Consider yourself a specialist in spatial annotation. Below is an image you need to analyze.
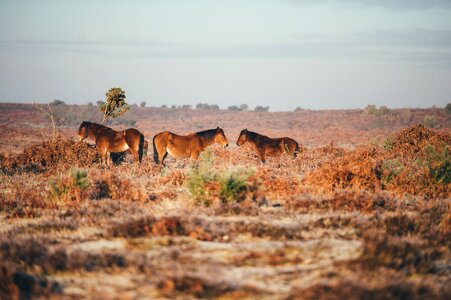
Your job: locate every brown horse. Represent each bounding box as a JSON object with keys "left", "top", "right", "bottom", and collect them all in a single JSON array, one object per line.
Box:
[
  {"left": 153, "top": 127, "right": 228, "bottom": 164},
  {"left": 236, "top": 129, "right": 300, "bottom": 163},
  {"left": 110, "top": 139, "right": 148, "bottom": 164},
  {"left": 78, "top": 121, "right": 145, "bottom": 165}
]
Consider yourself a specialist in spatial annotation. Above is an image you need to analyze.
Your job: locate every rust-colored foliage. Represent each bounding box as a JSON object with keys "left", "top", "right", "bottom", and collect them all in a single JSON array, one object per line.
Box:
[
  {"left": 90, "top": 172, "right": 146, "bottom": 202},
  {"left": 158, "top": 170, "right": 186, "bottom": 186},
  {"left": 0, "top": 185, "right": 55, "bottom": 218},
  {"left": 304, "top": 125, "right": 450, "bottom": 197},
  {"left": 1, "top": 138, "right": 98, "bottom": 174},
  {"left": 0, "top": 104, "right": 450, "bottom": 299},
  {"left": 109, "top": 216, "right": 186, "bottom": 238},
  {"left": 304, "top": 145, "right": 382, "bottom": 192},
  {"left": 293, "top": 280, "right": 445, "bottom": 300},
  {"left": 387, "top": 124, "right": 451, "bottom": 160},
  {"left": 157, "top": 275, "right": 241, "bottom": 298}
]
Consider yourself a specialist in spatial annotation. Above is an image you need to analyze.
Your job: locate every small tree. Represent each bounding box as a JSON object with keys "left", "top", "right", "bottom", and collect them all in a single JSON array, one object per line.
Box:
[
  {"left": 51, "top": 99, "right": 65, "bottom": 105},
  {"left": 34, "top": 101, "right": 67, "bottom": 140},
  {"left": 96, "top": 100, "right": 105, "bottom": 106},
  {"left": 100, "top": 87, "right": 130, "bottom": 124},
  {"left": 239, "top": 104, "right": 248, "bottom": 111},
  {"left": 400, "top": 109, "right": 412, "bottom": 125},
  {"left": 378, "top": 105, "right": 390, "bottom": 115},
  {"left": 254, "top": 105, "right": 269, "bottom": 112},
  {"left": 196, "top": 103, "right": 207, "bottom": 109},
  {"left": 364, "top": 104, "right": 378, "bottom": 115},
  {"left": 423, "top": 115, "right": 439, "bottom": 128},
  {"left": 228, "top": 105, "right": 240, "bottom": 111},
  {"left": 445, "top": 103, "right": 451, "bottom": 115},
  {"left": 140, "top": 101, "right": 146, "bottom": 108}
]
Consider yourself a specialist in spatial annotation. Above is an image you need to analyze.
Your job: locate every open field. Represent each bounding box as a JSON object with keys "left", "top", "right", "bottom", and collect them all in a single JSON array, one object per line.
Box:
[{"left": 0, "top": 103, "right": 450, "bottom": 299}]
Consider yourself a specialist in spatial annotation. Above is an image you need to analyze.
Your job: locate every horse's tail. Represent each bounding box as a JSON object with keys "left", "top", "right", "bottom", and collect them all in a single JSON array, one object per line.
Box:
[
  {"left": 293, "top": 141, "right": 300, "bottom": 158},
  {"left": 153, "top": 134, "right": 159, "bottom": 164},
  {"left": 138, "top": 133, "right": 144, "bottom": 162}
]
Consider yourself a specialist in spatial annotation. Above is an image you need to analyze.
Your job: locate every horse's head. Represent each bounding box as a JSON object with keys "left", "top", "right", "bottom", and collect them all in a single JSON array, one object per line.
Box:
[
  {"left": 236, "top": 129, "right": 248, "bottom": 146},
  {"left": 77, "top": 121, "right": 89, "bottom": 141},
  {"left": 214, "top": 127, "right": 229, "bottom": 148}
]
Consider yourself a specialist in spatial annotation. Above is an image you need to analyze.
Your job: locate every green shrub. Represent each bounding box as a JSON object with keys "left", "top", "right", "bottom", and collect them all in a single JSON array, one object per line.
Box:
[
  {"left": 400, "top": 109, "right": 412, "bottom": 125},
  {"left": 187, "top": 150, "right": 218, "bottom": 205},
  {"left": 364, "top": 105, "right": 391, "bottom": 116},
  {"left": 49, "top": 168, "right": 89, "bottom": 202},
  {"left": 446, "top": 103, "right": 451, "bottom": 115},
  {"left": 381, "top": 159, "right": 404, "bottom": 186},
  {"left": 423, "top": 115, "right": 438, "bottom": 128},
  {"left": 383, "top": 137, "right": 395, "bottom": 151},
  {"left": 187, "top": 150, "right": 254, "bottom": 206},
  {"left": 364, "top": 105, "right": 377, "bottom": 115},
  {"left": 71, "top": 168, "right": 90, "bottom": 189},
  {"left": 219, "top": 169, "right": 254, "bottom": 203},
  {"left": 424, "top": 144, "right": 450, "bottom": 184},
  {"left": 378, "top": 106, "right": 390, "bottom": 115}
]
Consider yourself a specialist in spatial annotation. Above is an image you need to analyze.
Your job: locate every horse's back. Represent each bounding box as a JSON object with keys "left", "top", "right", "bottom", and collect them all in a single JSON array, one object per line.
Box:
[
  {"left": 123, "top": 128, "right": 142, "bottom": 146},
  {"left": 154, "top": 131, "right": 203, "bottom": 159},
  {"left": 153, "top": 131, "right": 171, "bottom": 149},
  {"left": 169, "top": 132, "right": 202, "bottom": 149},
  {"left": 125, "top": 127, "right": 142, "bottom": 135},
  {"left": 263, "top": 136, "right": 299, "bottom": 156}
]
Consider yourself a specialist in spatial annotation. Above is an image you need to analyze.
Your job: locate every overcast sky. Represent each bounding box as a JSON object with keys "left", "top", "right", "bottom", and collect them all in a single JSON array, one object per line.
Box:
[{"left": 1, "top": 0, "right": 450, "bottom": 110}]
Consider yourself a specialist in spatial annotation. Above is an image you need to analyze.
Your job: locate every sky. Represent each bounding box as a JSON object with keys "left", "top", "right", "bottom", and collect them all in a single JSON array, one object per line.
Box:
[{"left": 0, "top": 0, "right": 450, "bottom": 111}]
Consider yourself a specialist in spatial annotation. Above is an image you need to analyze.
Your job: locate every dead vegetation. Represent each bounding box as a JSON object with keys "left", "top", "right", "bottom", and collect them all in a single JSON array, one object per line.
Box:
[
  {"left": 0, "top": 104, "right": 450, "bottom": 299},
  {"left": 304, "top": 125, "right": 450, "bottom": 198},
  {"left": 0, "top": 138, "right": 98, "bottom": 174}
]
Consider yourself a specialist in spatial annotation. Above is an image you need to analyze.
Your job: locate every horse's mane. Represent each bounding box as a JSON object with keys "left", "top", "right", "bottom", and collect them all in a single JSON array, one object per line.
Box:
[
  {"left": 79, "top": 121, "right": 112, "bottom": 133},
  {"left": 245, "top": 130, "right": 268, "bottom": 141},
  {"left": 196, "top": 128, "right": 219, "bottom": 140}
]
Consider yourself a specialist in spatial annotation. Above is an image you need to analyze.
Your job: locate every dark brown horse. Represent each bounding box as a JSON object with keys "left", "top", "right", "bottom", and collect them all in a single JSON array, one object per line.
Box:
[
  {"left": 236, "top": 129, "right": 300, "bottom": 163},
  {"left": 78, "top": 121, "right": 145, "bottom": 165},
  {"left": 153, "top": 127, "right": 228, "bottom": 164}
]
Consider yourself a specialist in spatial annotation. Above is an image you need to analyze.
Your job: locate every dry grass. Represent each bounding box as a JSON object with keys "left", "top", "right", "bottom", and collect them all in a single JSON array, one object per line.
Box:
[{"left": 0, "top": 104, "right": 450, "bottom": 299}]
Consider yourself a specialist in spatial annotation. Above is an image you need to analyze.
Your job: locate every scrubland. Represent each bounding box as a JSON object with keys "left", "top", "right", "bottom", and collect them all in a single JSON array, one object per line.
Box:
[{"left": 0, "top": 103, "right": 450, "bottom": 299}]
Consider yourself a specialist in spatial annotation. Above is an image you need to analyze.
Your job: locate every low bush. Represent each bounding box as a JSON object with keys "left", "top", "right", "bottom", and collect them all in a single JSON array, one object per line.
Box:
[
  {"left": 400, "top": 109, "right": 412, "bottom": 125},
  {"left": 48, "top": 168, "right": 90, "bottom": 203},
  {"left": 423, "top": 144, "right": 450, "bottom": 184},
  {"left": 423, "top": 115, "right": 439, "bottom": 128},
  {"left": 90, "top": 172, "right": 146, "bottom": 201},
  {"left": 381, "top": 158, "right": 404, "bottom": 187},
  {"left": 446, "top": 103, "right": 451, "bottom": 115},
  {"left": 364, "top": 105, "right": 391, "bottom": 116},
  {"left": 187, "top": 150, "right": 256, "bottom": 206}
]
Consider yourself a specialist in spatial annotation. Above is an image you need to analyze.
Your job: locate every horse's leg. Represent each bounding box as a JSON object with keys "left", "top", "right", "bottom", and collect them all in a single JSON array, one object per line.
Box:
[
  {"left": 259, "top": 149, "right": 266, "bottom": 163},
  {"left": 161, "top": 151, "right": 168, "bottom": 164},
  {"left": 156, "top": 140, "right": 168, "bottom": 165},
  {"left": 98, "top": 146, "right": 107, "bottom": 166},
  {"left": 131, "top": 149, "right": 139, "bottom": 164},
  {"left": 106, "top": 151, "right": 111, "bottom": 166},
  {"left": 191, "top": 151, "right": 200, "bottom": 161},
  {"left": 131, "top": 140, "right": 142, "bottom": 164}
]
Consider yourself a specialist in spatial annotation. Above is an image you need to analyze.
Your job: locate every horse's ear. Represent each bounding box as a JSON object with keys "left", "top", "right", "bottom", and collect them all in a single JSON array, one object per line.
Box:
[
  {"left": 245, "top": 128, "right": 247, "bottom": 132},
  {"left": 216, "top": 126, "right": 219, "bottom": 130}
]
